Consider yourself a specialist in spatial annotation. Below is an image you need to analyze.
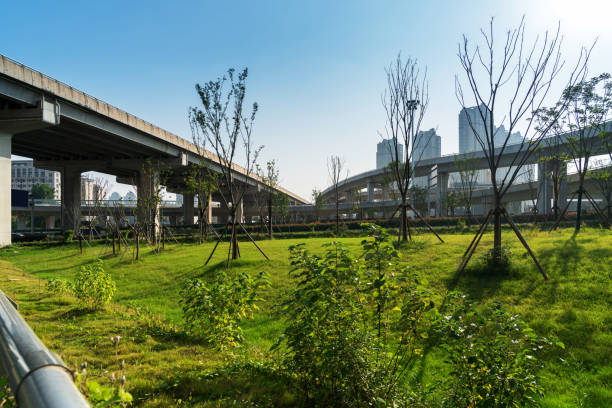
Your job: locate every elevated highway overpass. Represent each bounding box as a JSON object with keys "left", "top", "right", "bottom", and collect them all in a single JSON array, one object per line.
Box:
[
  {"left": 290, "top": 165, "right": 611, "bottom": 221},
  {"left": 0, "top": 54, "right": 307, "bottom": 245},
  {"left": 316, "top": 125, "right": 611, "bottom": 219}
]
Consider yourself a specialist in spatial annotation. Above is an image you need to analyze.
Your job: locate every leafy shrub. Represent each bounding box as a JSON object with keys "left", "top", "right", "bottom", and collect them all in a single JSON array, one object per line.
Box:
[
  {"left": 481, "top": 245, "right": 513, "bottom": 269},
  {"left": 73, "top": 259, "right": 116, "bottom": 308},
  {"left": 0, "top": 378, "right": 14, "bottom": 407},
  {"left": 63, "top": 229, "right": 74, "bottom": 242},
  {"left": 46, "top": 278, "right": 73, "bottom": 297},
  {"left": 278, "top": 224, "right": 434, "bottom": 407},
  {"left": 76, "top": 361, "right": 133, "bottom": 407},
  {"left": 456, "top": 218, "right": 467, "bottom": 231},
  {"left": 180, "top": 271, "right": 270, "bottom": 348},
  {"left": 439, "top": 292, "right": 563, "bottom": 407}
]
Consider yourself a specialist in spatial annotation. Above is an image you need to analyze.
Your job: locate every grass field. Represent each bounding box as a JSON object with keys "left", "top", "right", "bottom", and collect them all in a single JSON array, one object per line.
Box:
[{"left": 0, "top": 227, "right": 610, "bottom": 407}]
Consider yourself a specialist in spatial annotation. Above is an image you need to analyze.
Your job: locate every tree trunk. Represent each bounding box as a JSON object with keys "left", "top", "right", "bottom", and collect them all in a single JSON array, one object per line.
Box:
[
  {"left": 231, "top": 213, "right": 239, "bottom": 260},
  {"left": 335, "top": 202, "right": 339, "bottom": 235},
  {"left": 268, "top": 194, "right": 273, "bottom": 239},
  {"left": 400, "top": 196, "right": 408, "bottom": 241},
  {"left": 575, "top": 183, "right": 584, "bottom": 234},
  {"left": 493, "top": 195, "right": 502, "bottom": 255},
  {"left": 135, "top": 230, "right": 140, "bottom": 260},
  {"left": 117, "top": 227, "right": 121, "bottom": 253},
  {"left": 112, "top": 232, "right": 116, "bottom": 255}
]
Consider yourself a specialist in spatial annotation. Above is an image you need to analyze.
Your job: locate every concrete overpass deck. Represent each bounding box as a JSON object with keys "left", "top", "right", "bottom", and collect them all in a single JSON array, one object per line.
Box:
[{"left": 0, "top": 54, "right": 307, "bottom": 244}]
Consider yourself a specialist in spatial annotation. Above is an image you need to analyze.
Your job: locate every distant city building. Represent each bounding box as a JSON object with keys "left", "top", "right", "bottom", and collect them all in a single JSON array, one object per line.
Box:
[
  {"left": 494, "top": 124, "right": 522, "bottom": 146},
  {"left": 376, "top": 139, "right": 404, "bottom": 169},
  {"left": 458, "top": 104, "right": 491, "bottom": 154},
  {"left": 80, "top": 175, "right": 96, "bottom": 201},
  {"left": 413, "top": 128, "right": 441, "bottom": 161},
  {"left": 459, "top": 105, "right": 523, "bottom": 154},
  {"left": 124, "top": 191, "right": 136, "bottom": 201},
  {"left": 11, "top": 160, "right": 61, "bottom": 199}
]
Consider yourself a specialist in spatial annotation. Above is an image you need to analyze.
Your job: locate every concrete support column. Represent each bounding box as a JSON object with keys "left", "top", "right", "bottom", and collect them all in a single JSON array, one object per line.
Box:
[
  {"left": 436, "top": 172, "right": 449, "bottom": 217},
  {"left": 0, "top": 133, "right": 10, "bottom": 246},
  {"left": 62, "top": 168, "right": 82, "bottom": 231},
  {"left": 558, "top": 163, "right": 568, "bottom": 213},
  {"left": 235, "top": 200, "right": 244, "bottom": 224},
  {"left": 367, "top": 182, "right": 374, "bottom": 202},
  {"left": 183, "top": 193, "right": 195, "bottom": 225},
  {"left": 537, "top": 162, "right": 552, "bottom": 215},
  {"left": 207, "top": 193, "right": 213, "bottom": 225},
  {"left": 136, "top": 168, "right": 160, "bottom": 238},
  {"left": 45, "top": 215, "right": 56, "bottom": 230}
]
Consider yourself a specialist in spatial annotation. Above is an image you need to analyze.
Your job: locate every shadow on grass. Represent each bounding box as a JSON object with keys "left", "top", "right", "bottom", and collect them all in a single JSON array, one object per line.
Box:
[
  {"left": 538, "top": 237, "right": 582, "bottom": 278},
  {"left": 59, "top": 307, "right": 99, "bottom": 319},
  {"left": 129, "top": 361, "right": 296, "bottom": 407}
]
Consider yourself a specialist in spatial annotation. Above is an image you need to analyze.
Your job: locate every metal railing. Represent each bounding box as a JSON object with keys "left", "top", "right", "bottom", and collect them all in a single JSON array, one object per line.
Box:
[{"left": 0, "top": 290, "right": 90, "bottom": 407}]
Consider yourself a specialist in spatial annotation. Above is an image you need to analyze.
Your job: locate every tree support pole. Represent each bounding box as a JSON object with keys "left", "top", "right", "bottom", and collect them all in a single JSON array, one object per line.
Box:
[
  {"left": 407, "top": 204, "right": 444, "bottom": 243},
  {"left": 583, "top": 189, "right": 610, "bottom": 227},
  {"left": 462, "top": 210, "right": 493, "bottom": 259},
  {"left": 388, "top": 204, "right": 402, "bottom": 220},
  {"left": 457, "top": 210, "right": 492, "bottom": 275},
  {"left": 550, "top": 190, "right": 578, "bottom": 231},
  {"left": 205, "top": 223, "right": 228, "bottom": 265},
  {"left": 239, "top": 223, "right": 270, "bottom": 260},
  {"left": 501, "top": 208, "right": 548, "bottom": 280}
]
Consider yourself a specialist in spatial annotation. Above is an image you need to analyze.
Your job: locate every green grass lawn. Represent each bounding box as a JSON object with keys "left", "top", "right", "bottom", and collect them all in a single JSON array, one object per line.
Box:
[{"left": 0, "top": 227, "right": 610, "bottom": 407}]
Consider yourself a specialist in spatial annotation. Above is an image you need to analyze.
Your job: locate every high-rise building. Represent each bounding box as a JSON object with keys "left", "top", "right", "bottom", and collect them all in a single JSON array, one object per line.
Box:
[
  {"left": 80, "top": 175, "right": 96, "bottom": 201},
  {"left": 413, "top": 128, "right": 441, "bottom": 161},
  {"left": 494, "top": 124, "right": 522, "bottom": 146},
  {"left": 458, "top": 104, "right": 491, "bottom": 154},
  {"left": 11, "top": 160, "right": 61, "bottom": 199},
  {"left": 376, "top": 139, "right": 403, "bottom": 169},
  {"left": 460, "top": 105, "right": 524, "bottom": 154}
]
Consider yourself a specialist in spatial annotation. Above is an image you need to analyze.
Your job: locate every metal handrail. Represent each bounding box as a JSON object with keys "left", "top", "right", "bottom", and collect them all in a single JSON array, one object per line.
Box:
[{"left": 0, "top": 290, "right": 90, "bottom": 407}]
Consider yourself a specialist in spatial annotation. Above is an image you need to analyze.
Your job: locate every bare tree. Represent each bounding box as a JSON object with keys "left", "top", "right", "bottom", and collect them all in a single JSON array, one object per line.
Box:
[
  {"left": 86, "top": 176, "right": 109, "bottom": 241},
  {"left": 256, "top": 160, "right": 280, "bottom": 239},
  {"left": 588, "top": 166, "right": 612, "bottom": 221},
  {"left": 455, "top": 17, "right": 588, "bottom": 276},
  {"left": 327, "top": 155, "right": 346, "bottom": 235},
  {"left": 311, "top": 188, "right": 324, "bottom": 222},
  {"left": 444, "top": 189, "right": 460, "bottom": 217},
  {"left": 541, "top": 73, "right": 611, "bottom": 233},
  {"left": 136, "top": 159, "right": 171, "bottom": 251},
  {"left": 454, "top": 154, "right": 479, "bottom": 222},
  {"left": 523, "top": 165, "right": 540, "bottom": 220},
  {"left": 184, "top": 163, "right": 217, "bottom": 244},
  {"left": 380, "top": 54, "right": 444, "bottom": 244},
  {"left": 535, "top": 127, "right": 571, "bottom": 220},
  {"left": 190, "top": 67, "right": 265, "bottom": 264}
]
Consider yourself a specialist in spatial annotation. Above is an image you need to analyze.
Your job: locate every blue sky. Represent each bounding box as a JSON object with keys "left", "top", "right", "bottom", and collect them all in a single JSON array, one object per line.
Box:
[{"left": 4, "top": 0, "right": 612, "bottom": 199}]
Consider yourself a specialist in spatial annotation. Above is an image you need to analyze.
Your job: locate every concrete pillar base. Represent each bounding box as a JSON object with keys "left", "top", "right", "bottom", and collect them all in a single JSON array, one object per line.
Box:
[
  {"left": 183, "top": 193, "right": 195, "bottom": 225},
  {"left": 0, "top": 132, "right": 11, "bottom": 246},
  {"left": 436, "top": 172, "right": 449, "bottom": 217},
  {"left": 62, "top": 168, "right": 82, "bottom": 231},
  {"left": 45, "top": 215, "right": 56, "bottom": 230}
]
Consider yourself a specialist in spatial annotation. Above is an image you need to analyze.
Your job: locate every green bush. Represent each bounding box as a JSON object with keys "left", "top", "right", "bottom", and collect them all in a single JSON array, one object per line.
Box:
[
  {"left": 180, "top": 271, "right": 270, "bottom": 349},
  {"left": 73, "top": 259, "right": 116, "bottom": 309},
  {"left": 63, "top": 229, "right": 74, "bottom": 242},
  {"left": 46, "top": 278, "right": 73, "bottom": 297},
  {"left": 278, "top": 224, "right": 434, "bottom": 407},
  {"left": 439, "top": 293, "right": 563, "bottom": 407},
  {"left": 481, "top": 245, "right": 513, "bottom": 269}
]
